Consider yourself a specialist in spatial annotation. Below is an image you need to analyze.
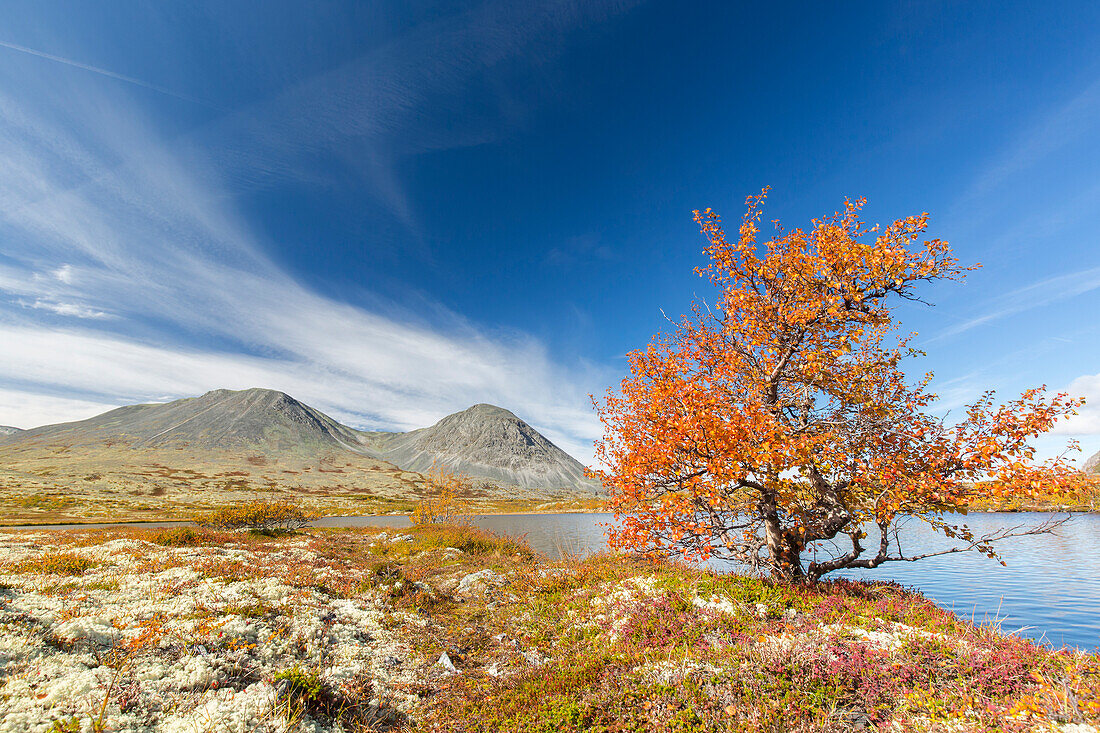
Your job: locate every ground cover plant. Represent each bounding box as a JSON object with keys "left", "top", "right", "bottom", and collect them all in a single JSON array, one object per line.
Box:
[{"left": 0, "top": 524, "right": 1097, "bottom": 731}]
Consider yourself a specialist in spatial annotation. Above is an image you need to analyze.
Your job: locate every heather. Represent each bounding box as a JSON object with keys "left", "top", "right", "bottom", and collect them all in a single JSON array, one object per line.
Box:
[{"left": 0, "top": 526, "right": 1096, "bottom": 732}]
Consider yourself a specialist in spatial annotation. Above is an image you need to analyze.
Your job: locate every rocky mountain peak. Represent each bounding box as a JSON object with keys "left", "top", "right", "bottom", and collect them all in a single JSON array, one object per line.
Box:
[{"left": 1084, "top": 449, "right": 1100, "bottom": 475}]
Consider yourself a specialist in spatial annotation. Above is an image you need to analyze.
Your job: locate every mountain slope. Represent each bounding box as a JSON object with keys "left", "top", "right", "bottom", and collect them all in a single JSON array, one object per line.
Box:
[
  {"left": 363, "top": 403, "right": 599, "bottom": 493},
  {"left": 1085, "top": 449, "right": 1100, "bottom": 475},
  {"left": 13, "top": 388, "right": 365, "bottom": 454},
  {"left": 0, "top": 426, "right": 22, "bottom": 437},
  {"left": 0, "top": 390, "right": 601, "bottom": 524}
]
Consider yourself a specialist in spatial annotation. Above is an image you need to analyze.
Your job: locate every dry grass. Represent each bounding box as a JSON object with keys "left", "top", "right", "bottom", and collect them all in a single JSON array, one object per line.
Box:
[{"left": 0, "top": 443, "right": 604, "bottom": 525}]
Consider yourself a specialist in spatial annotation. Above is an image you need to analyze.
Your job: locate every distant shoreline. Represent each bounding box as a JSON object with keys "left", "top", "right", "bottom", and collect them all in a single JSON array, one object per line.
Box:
[
  {"left": 0, "top": 508, "right": 604, "bottom": 530},
  {"left": 4, "top": 505, "right": 1098, "bottom": 531}
]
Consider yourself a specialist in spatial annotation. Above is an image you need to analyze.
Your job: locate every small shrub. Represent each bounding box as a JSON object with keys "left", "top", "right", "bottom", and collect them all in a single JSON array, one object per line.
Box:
[
  {"left": 412, "top": 524, "right": 534, "bottom": 559},
  {"left": 196, "top": 500, "right": 318, "bottom": 531},
  {"left": 275, "top": 665, "right": 325, "bottom": 704},
  {"left": 26, "top": 552, "right": 96, "bottom": 576},
  {"left": 149, "top": 527, "right": 205, "bottom": 546}
]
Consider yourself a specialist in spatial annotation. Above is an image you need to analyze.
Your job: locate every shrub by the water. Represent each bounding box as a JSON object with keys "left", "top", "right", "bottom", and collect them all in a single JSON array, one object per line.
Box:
[{"left": 196, "top": 500, "right": 317, "bottom": 531}]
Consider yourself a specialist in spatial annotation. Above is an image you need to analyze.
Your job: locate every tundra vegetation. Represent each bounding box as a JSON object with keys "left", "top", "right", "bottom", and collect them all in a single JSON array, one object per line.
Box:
[
  {"left": 0, "top": 444, "right": 603, "bottom": 526},
  {"left": 594, "top": 192, "right": 1093, "bottom": 580},
  {"left": 196, "top": 499, "right": 320, "bottom": 532},
  {"left": 0, "top": 523, "right": 1097, "bottom": 731}
]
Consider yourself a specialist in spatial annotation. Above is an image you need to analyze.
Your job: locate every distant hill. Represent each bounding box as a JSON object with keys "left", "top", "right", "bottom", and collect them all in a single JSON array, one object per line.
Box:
[
  {"left": 0, "top": 426, "right": 22, "bottom": 437},
  {"left": 5, "top": 389, "right": 597, "bottom": 491},
  {"left": 11, "top": 388, "right": 366, "bottom": 455},
  {"left": 0, "top": 388, "right": 601, "bottom": 524},
  {"left": 362, "top": 403, "right": 598, "bottom": 493},
  {"left": 1085, "top": 449, "right": 1100, "bottom": 475}
]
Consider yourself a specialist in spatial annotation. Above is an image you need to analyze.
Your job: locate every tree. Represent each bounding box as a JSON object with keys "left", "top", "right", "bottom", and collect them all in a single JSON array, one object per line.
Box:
[
  {"left": 593, "top": 190, "right": 1088, "bottom": 580},
  {"left": 411, "top": 461, "right": 474, "bottom": 526}
]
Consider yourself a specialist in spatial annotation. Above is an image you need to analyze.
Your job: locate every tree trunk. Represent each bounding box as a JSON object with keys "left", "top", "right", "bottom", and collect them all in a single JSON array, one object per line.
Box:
[{"left": 762, "top": 493, "right": 803, "bottom": 579}]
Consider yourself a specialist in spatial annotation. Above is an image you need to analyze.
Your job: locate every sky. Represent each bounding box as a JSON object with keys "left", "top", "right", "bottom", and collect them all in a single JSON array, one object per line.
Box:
[{"left": 1, "top": 1, "right": 1100, "bottom": 466}]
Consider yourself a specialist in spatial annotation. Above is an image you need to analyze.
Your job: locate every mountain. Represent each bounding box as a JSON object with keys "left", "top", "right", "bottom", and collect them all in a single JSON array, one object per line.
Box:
[
  {"left": 0, "top": 389, "right": 600, "bottom": 524},
  {"left": 11, "top": 388, "right": 365, "bottom": 454},
  {"left": 1085, "top": 449, "right": 1100, "bottom": 474},
  {"left": 0, "top": 426, "right": 22, "bottom": 437},
  {"left": 362, "top": 403, "right": 598, "bottom": 492}
]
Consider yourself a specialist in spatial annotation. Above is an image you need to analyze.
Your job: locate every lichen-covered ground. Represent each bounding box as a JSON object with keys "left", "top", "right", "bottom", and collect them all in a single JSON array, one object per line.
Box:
[{"left": 0, "top": 525, "right": 1097, "bottom": 732}]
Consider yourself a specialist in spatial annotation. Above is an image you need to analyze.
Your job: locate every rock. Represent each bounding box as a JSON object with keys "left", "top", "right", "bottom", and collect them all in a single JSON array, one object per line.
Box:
[
  {"left": 437, "top": 651, "right": 458, "bottom": 674},
  {"left": 457, "top": 569, "right": 503, "bottom": 595}
]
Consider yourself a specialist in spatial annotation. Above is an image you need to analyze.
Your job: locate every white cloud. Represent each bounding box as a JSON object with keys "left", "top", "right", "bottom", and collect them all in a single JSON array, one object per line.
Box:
[
  {"left": 0, "top": 6, "right": 636, "bottom": 465},
  {"left": 26, "top": 298, "right": 110, "bottom": 319},
  {"left": 0, "top": 389, "right": 118, "bottom": 430},
  {"left": 51, "top": 264, "right": 74, "bottom": 284},
  {"left": 1052, "top": 372, "right": 1100, "bottom": 437}
]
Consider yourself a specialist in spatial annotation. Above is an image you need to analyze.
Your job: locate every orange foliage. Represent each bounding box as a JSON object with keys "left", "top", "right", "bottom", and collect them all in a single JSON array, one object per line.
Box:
[
  {"left": 412, "top": 462, "right": 473, "bottom": 526},
  {"left": 593, "top": 190, "right": 1088, "bottom": 580}
]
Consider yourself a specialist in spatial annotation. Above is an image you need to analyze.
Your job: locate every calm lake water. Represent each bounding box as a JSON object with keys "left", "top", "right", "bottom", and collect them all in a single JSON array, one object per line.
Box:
[
  {"left": 11, "top": 512, "right": 1098, "bottom": 651},
  {"left": 317, "top": 511, "right": 1100, "bottom": 651}
]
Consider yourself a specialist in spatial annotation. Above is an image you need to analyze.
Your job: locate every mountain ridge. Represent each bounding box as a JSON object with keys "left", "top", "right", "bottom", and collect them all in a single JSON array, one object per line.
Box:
[
  {"left": 1, "top": 388, "right": 598, "bottom": 493},
  {"left": 361, "top": 402, "right": 596, "bottom": 492},
  {"left": 9, "top": 388, "right": 366, "bottom": 455}
]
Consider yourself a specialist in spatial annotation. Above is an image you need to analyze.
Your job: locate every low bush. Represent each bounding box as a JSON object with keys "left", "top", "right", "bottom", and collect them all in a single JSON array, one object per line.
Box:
[
  {"left": 411, "top": 524, "right": 534, "bottom": 559},
  {"left": 196, "top": 500, "right": 318, "bottom": 531},
  {"left": 26, "top": 552, "right": 97, "bottom": 576},
  {"left": 148, "top": 527, "right": 206, "bottom": 546},
  {"left": 412, "top": 463, "right": 474, "bottom": 525}
]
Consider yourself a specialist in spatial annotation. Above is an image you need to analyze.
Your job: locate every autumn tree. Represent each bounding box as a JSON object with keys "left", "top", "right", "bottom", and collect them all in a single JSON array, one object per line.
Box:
[
  {"left": 593, "top": 190, "right": 1087, "bottom": 580},
  {"left": 412, "top": 461, "right": 474, "bottom": 525}
]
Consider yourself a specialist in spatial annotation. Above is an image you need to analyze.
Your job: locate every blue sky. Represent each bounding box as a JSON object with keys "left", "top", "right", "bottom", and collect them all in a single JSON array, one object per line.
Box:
[{"left": 1, "top": 1, "right": 1100, "bottom": 465}]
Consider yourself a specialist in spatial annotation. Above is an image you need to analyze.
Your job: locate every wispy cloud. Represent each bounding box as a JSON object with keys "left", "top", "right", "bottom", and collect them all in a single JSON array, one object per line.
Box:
[
  {"left": 24, "top": 299, "right": 110, "bottom": 319},
  {"left": 965, "top": 76, "right": 1100, "bottom": 199},
  {"left": 0, "top": 1, "right": 638, "bottom": 465},
  {"left": 928, "top": 265, "right": 1100, "bottom": 342},
  {"left": 0, "top": 39, "right": 218, "bottom": 109}
]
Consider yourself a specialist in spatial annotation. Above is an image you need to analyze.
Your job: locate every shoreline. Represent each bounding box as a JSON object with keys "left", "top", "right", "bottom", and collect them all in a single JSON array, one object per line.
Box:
[{"left": 4, "top": 504, "right": 1098, "bottom": 531}]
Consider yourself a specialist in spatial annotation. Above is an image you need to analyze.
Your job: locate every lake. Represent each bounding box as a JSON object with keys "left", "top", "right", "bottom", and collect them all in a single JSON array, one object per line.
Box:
[{"left": 317, "top": 511, "right": 1100, "bottom": 651}]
